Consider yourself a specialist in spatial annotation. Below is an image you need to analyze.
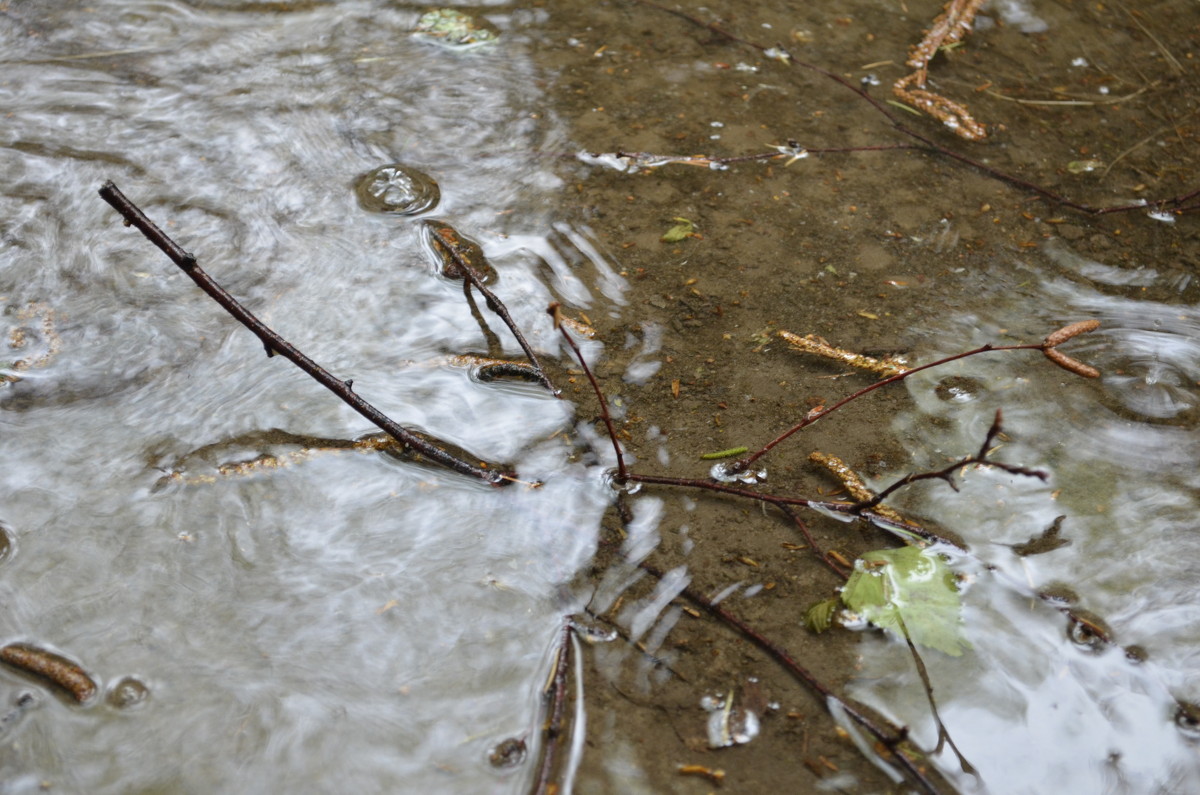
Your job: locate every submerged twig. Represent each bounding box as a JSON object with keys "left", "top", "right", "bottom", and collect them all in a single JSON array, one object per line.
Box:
[
  {"left": 638, "top": 561, "right": 947, "bottom": 795},
  {"left": 895, "top": 615, "right": 978, "bottom": 777},
  {"left": 533, "top": 621, "right": 575, "bottom": 795},
  {"left": 853, "top": 409, "right": 1047, "bottom": 515},
  {"left": 428, "top": 223, "right": 558, "bottom": 395},
  {"left": 98, "top": 181, "right": 514, "bottom": 486}
]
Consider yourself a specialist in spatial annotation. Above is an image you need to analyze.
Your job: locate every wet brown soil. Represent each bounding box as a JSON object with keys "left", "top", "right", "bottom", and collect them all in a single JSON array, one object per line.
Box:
[{"left": 533, "top": 1, "right": 1199, "bottom": 792}]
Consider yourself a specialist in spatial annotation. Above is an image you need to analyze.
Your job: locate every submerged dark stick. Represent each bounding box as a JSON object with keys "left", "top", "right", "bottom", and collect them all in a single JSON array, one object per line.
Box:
[
  {"left": 638, "top": 561, "right": 946, "bottom": 795},
  {"left": 433, "top": 238, "right": 558, "bottom": 395},
  {"left": 98, "top": 181, "right": 513, "bottom": 487},
  {"left": 533, "top": 621, "right": 574, "bottom": 795},
  {"left": 853, "top": 409, "right": 1047, "bottom": 514}
]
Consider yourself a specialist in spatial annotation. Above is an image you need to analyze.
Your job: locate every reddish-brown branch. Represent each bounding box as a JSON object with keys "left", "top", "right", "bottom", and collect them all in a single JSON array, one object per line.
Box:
[
  {"left": 550, "top": 303, "right": 628, "bottom": 481},
  {"left": 733, "top": 343, "right": 1043, "bottom": 473}
]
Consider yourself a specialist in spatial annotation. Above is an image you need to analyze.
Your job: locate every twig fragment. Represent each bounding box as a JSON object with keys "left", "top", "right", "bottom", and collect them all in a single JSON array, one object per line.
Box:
[
  {"left": 779, "top": 330, "right": 909, "bottom": 378},
  {"left": 0, "top": 643, "right": 97, "bottom": 703}
]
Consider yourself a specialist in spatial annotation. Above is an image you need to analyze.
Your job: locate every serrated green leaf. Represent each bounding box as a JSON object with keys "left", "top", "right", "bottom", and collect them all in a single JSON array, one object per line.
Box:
[
  {"left": 804, "top": 597, "right": 841, "bottom": 633},
  {"left": 840, "top": 547, "right": 969, "bottom": 656},
  {"left": 660, "top": 217, "right": 694, "bottom": 243}
]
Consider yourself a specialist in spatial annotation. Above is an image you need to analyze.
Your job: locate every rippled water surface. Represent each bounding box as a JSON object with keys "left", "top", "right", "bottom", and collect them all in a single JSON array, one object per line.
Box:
[
  {"left": 3, "top": 2, "right": 1199, "bottom": 793},
  {"left": 851, "top": 238, "right": 1200, "bottom": 793},
  {"left": 0, "top": 3, "right": 614, "bottom": 791}
]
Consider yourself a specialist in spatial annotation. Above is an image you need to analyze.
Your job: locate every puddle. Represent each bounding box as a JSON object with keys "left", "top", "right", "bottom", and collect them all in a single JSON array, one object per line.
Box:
[{"left": 3, "top": 1, "right": 1199, "bottom": 793}]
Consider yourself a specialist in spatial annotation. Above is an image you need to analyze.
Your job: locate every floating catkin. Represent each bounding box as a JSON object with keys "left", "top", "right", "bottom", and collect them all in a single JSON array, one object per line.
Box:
[
  {"left": 0, "top": 643, "right": 97, "bottom": 702},
  {"left": 1043, "top": 347, "right": 1101, "bottom": 378},
  {"left": 1043, "top": 319, "right": 1101, "bottom": 348}
]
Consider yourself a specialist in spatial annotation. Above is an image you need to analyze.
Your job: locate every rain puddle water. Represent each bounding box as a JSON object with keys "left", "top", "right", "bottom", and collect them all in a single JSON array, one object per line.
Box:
[
  {"left": 0, "top": 2, "right": 618, "bottom": 792},
  {"left": 4, "top": 2, "right": 1200, "bottom": 793},
  {"left": 850, "top": 237, "right": 1200, "bottom": 793}
]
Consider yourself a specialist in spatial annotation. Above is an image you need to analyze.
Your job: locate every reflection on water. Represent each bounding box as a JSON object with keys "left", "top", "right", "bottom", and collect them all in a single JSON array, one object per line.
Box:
[
  {"left": 0, "top": 2, "right": 614, "bottom": 792},
  {"left": 851, "top": 238, "right": 1200, "bottom": 793}
]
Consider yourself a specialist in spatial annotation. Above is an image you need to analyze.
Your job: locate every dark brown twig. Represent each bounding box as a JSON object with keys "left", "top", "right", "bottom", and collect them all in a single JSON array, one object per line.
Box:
[
  {"left": 98, "top": 181, "right": 515, "bottom": 487},
  {"left": 852, "top": 409, "right": 1047, "bottom": 514}
]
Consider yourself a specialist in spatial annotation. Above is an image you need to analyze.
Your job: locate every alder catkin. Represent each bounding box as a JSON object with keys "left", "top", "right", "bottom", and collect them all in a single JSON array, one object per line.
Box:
[
  {"left": 1044, "top": 319, "right": 1101, "bottom": 348},
  {"left": 1044, "top": 347, "right": 1101, "bottom": 378}
]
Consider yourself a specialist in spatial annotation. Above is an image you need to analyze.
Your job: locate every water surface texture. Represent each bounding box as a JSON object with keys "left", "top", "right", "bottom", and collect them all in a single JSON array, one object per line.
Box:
[
  {"left": 0, "top": 3, "right": 613, "bottom": 792},
  {"left": 3, "top": 1, "right": 1199, "bottom": 793}
]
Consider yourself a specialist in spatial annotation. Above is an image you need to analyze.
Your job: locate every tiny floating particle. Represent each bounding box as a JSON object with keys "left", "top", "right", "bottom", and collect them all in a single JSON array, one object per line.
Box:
[{"left": 0, "top": 643, "right": 97, "bottom": 703}]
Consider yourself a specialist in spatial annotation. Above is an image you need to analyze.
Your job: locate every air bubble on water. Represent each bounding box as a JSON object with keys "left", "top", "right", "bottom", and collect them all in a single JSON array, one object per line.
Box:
[{"left": 710, "top": 462, "right": 765, "bottom": 483}]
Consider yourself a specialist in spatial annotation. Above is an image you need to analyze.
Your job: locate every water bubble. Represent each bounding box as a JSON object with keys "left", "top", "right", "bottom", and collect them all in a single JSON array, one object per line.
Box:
[
  {"left": 1066, "top": 611, "right": 1111, "bottom": 654},
  {"left": 354, "top": 165, "right": 440, "bottom": 215},
  {"left": 107, "top": 677, "right": 150, "bottom": 710},
  {"left": 1174, "top": 702, "right": 1200, "bottom": 741},
  {"left": 934, "top": 375, "right": 984, "bottom": 403},
  {"left": 709, "top": 462, "right": 766, "bottom": 484}
]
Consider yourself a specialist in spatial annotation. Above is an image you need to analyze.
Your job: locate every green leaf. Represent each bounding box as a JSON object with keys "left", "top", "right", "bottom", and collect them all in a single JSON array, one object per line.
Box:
[
  {"left": 840, "top": 547, "right": 970, "bottom": 657},
  {"left": 660, "top": 217, "right": 695, "bottom": 243},
  {"left": 804, "top": 597, "right": 841, "bottom": 634}
]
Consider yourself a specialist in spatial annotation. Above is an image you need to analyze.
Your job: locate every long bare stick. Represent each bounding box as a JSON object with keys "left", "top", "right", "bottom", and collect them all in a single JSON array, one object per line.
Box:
[
  {"left": 98, "top": 181, "right": 514, "bottom": 487},
  {"left": 732, "top": 342, "right": 1043, "bottom": 473}
]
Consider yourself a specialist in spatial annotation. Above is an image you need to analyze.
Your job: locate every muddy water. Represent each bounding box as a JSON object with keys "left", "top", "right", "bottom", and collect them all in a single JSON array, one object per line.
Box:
[{"left": 2, "top": 1, "right": 1199, "bottom": 794}]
